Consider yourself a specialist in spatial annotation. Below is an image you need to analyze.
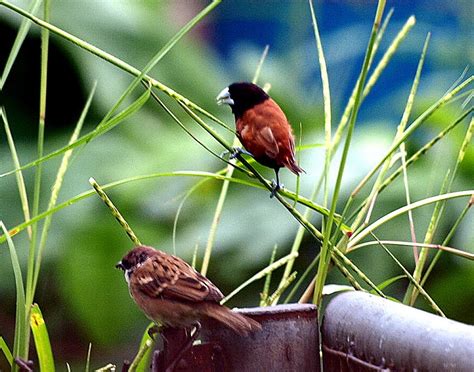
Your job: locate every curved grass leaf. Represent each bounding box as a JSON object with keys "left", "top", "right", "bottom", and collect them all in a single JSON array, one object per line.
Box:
[
  {"left": 30, "top": 304, "right": 55, "bottom": 372},
  {"left": 0, "top": 222, "right": 27, "bottom": 362},
  {"left": 0, "top": 86, "right": 150, "bottom": 178},
  {"left": 0, "top": 337, "right": 13, "bottom": 367}
]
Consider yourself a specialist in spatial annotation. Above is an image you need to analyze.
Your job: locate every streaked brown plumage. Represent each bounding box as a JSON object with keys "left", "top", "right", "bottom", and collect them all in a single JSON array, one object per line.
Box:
[
  {"left": 116, "top": 245, "right": 261, "bottom": 336},
  {"left": 217, "top": 82, "right": 304, "bottom": 196}
]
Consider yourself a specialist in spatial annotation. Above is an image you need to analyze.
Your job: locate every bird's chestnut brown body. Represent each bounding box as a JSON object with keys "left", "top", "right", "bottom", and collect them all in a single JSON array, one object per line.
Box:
[
  {"left": 116, "top": 246, "right": 260, "bottom": 335},
  {"left": 217, "top": 82, "right": 303, "bottom": 194},
  {"left": 236, "top": 98, "right": 302, "bottom": 174}
]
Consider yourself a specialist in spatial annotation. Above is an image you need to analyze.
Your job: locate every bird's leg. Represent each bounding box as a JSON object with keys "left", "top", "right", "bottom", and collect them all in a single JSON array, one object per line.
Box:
[
  {"left": 270, "top": 168, "right": 283, "bottom": 198},
  {"left": 229, "top": 147, "right": 254, "bottom": 160},
  {"left": 148, "top": 324, "right": 164, "bottom": 340},
  {"left": 164, "top": 323, "right": 201, "bottom": 372}
]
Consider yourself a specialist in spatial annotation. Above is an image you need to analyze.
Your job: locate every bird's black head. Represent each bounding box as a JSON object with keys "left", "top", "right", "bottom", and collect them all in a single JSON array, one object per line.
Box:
[
  {"left": 216, "top": 82, "right": 269, "bottom": 119},
  {"left": 115, "top": 245, "right": 155, "bottom": 271}
]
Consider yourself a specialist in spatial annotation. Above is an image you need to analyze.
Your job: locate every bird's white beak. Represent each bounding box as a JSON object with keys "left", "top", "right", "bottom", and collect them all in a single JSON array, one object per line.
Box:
[{"left": 216, "top": 87, "right": 234, "bottom": 105}]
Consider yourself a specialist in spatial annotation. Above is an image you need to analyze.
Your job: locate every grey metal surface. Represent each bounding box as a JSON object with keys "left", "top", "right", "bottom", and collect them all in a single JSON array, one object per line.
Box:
[
  {"left": 322, "top": 291, "right": 474, "bottom": 371},
  {"left": 200, "top": 303, "right": 319, "bottom": 372}
]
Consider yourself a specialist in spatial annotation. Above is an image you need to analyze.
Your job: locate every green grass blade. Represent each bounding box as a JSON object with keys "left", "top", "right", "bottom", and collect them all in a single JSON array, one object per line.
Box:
[
  {"left": 260, "top": 244, "right": 278, "bottom": 306},
  {"left": 89, "top": 178, "right": 142, "bottom": 245},
  {"left": 221, "top": 252, "right": 298, "bottom": 305},
  {"left": 313, "top": 0, "right": 387, "bottom": 305},
  {"left": 348, "top": 190, "right": 474, "bottom": 248},
  {"left": 284, "top": 254, "right": 319, "bottom": 304},
  {"left": 275, "top": 1, "right": 331, "bottom": 305},
  {"left": 0, "top": 0, "right": 231, "bottom": 133},
  {"left": 373, "top": 107, "right": 473, "bottom": 198},
  {"left": 372, "top": 275, "right": 406, "bottom": 293},
  {"left": 0, "top": 337, "right": 13, "bottom": 367},
  {"left": 1, "top": 108, "right": 32, "bottom": 238},
  {"left": 421, "top": 197, "right": 473, "bottom": 285},
  {"left": 133, "top": 324, "right": 155, "bottom": 372},
  {"left": 407, "top": 116, "right": 474, "bottom": 304},
  {"left": 332, "top": 14, "right": 415, "bottom": 151},
  {"left": 0, "top": 222, "right": 27, "bottom": 363},
  {"left": 373, "top": 234, "right": 445, "bottom": 316},
  {"left": 352, "top": 76, "right": 473, "bottom": 196},
  {"left": 84, "top": 343, "right": 92, "bottom": 372},
  {"left": 348, "top": 33, "right": 431, "bottom": 238},
  {"left": 201, "top": 45, "right": 269, "bottom": 276},
  {"left": 30, "top": 304, "right": 55, "bottom": 371},
  {"left": 1, "top": 86, "right": 150, "bottom": 178},
  {"left": 349, "top": 239, "right": 474, "bottom": 260},
  {"left": 0, "top": 170, "right": 349, "bottom": 245},
  {"left": 0, "top": 0, "right": 42, "bottom": 89},
  {"left": 173, "top": 180, "right": 208, "bottom": 255},
  {"left": 29, "top": 81, "right": 97, "bottom": 308}
]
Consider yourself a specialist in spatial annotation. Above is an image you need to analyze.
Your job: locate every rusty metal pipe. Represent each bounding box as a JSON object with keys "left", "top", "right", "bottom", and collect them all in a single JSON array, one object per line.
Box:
[{"left": 322, "top": 291, "right": 474, "bottom": 371}]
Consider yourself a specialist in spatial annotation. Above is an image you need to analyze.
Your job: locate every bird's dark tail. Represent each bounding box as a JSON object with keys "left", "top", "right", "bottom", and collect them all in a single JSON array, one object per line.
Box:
[
  {"left": 285, "top": 156, "right": 305, "bottom": 175},
  {"left": 205, "top": 304, "right": 261, "bottom": 336}
]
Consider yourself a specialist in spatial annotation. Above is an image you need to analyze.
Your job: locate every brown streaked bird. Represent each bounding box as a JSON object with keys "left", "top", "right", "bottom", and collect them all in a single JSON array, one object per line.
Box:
[
  {"left": 217, "top": 82, "right": 304, "bottom": 197},
  {"left": 116, "top": 245, "right": 261, "bottom": 335}
]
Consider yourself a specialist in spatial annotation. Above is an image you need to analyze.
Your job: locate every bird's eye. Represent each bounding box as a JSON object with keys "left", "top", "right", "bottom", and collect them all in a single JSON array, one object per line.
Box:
[{"left": 139, "top": 253, "right": 148, "bottom": 263}]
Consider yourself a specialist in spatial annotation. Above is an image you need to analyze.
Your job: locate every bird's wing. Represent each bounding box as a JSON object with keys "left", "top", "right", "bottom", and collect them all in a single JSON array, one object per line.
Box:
[
  {"left": 258, "top": 126, "right": 280, "bottom": 158},
  {"left": 132, "top": 251, "right": 223, "bottom": 303}
]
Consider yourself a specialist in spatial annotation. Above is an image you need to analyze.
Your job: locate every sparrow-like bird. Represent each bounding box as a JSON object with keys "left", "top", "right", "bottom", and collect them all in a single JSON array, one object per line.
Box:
[
  {"left": 217, "top": 82, "right": 304, "bottom": 196},
  {"left": 116, "top": 245, "right": 260, "bottom": 335}
]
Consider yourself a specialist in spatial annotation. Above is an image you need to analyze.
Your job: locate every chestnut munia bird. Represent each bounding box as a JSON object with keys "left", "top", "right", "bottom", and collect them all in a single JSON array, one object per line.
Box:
[
  {"left": 217, "top": 82, "right": 304, "bottom": 196},
  {"left": 116, "top": 245, "right": 261, "bottom": 335}
]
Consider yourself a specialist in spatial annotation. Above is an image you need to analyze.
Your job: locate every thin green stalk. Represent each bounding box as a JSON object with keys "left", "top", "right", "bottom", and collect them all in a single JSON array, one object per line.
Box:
[
  {"left": 85, "top": 343, "right": 92, "bottom": 372},
  {"left": 372, "top": 234, "right": 445, "bottom": 316},
  {"left": 352, "top": 76, "right": 473, "bottom": 197},
  {"left": 0, "top": 0, "right": 231, "bottom": 133},
  {"left": 30, "top": 83, "right": 97, "bottom": 298},
  {"left": 348, "top": 190, "right": 474, "bottom": 248},
  {"left": 400, "top": 142, "right": 418, "bottom": 261},
  {"left": 313, "top": 0, "right": 386, "bottom": 306},
  {"left": 332, "top": 247, "right": 385, "bottom": 297},
  {"left": 128, "top": 339, "right": 153, "bottom": 372},
  {"left": 0, "top": 337, "right": 13, "bottom": 367},
  {"left": 366, "top": 106, "right": 473, "bottom": 202},
  {"left": 406, "top": 116, "right": 474, "bottom": 304},
  {"left": 221, "top": 252, "right": 299, "bottom": 305},
  {"left": 25, "top": 0, "right": 50, "bottom": 356},
  {"left": 0, "top": 0, "right": 42, "bottom": 88},
  {"left": 349, "top": 240, "right": 474, "bottom": 260},
  {"left": 1, "top": 222, "right": 27, "bottom": 367},
  {"left": 309, "top": 0, "right": 332, "bottom": 206},
  {"left": 172, "top": 180, "right": 208, "bottom": 255},
  {"left": 89, "top": 178, "right": 142, "bottom": 246},
  {"left": 201, "top": 45, "right": 269, "bottom": 276},
  {"left": 330, "top": 256, "right": 363, "bottom": 291},
  {"left": 404, "top": 173, "right": 450, "bottom": 305},
  {"left": 275, "top": 0, "right": 332, "bottom": 304},
  {"left": 267, "top": 272, "right": 297, "bottom": 306},
  {"left": 332, "top": 14, "right": 416, "bottom": 151},
  {"left": 1, "top": 108, "right": 32, "bottom": 238},
  {"left": 349, "top": 33, "right": 431, "bottom": 238},
  {"left": 291, "top": 11, "right": 415, "bottom": 272},
  {"left": 1, "top": 170, "right": 347, "bottom": 246},
  {"left": 260, "top": 244, "right": 278, "bottom": 306},
  {"left": 284, "top": 254, "right": 319, "bottom": 304},
  {"left": 421, "top": 199, "right": 473, "bottom": 286}
]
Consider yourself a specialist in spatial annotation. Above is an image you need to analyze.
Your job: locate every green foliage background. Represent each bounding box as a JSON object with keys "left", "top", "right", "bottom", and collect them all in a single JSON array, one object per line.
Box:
[{"left": 0, "top": 0, "right": 472, "bottom": 368}]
